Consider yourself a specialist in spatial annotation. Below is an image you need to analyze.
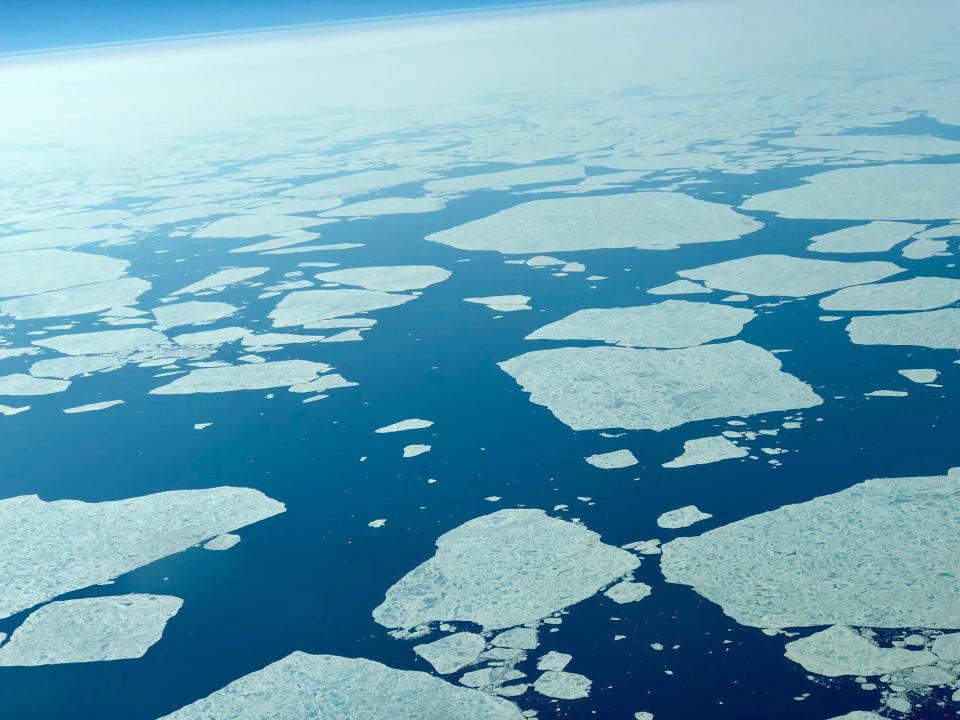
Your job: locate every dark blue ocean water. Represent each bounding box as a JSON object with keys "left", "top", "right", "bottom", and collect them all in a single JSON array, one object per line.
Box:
[{"left": 0, "top": 119, "right": 958, "bottom": 719}]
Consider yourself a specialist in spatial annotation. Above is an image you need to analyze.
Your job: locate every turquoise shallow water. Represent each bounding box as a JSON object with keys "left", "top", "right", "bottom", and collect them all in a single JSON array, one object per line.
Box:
[{"left": 0, "top": 114, "right": 959, "bottom": 718}]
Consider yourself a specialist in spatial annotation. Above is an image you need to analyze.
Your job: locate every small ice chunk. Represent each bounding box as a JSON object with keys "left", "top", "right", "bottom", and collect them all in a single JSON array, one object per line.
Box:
[
  {"left": 662, "top": 436, "right": 747, "bottom": 468},
  {"left": 603, "top": 581, "right": 652, "bottom": 604},
  {"left": 368, "top": 519, "right": 387, "bottom": 529},
  {"left": 657, "top": 505, "right": 713, "bottom": 529},
  {"left": 152, "top": 301, "right": 236, "bottom": 330},
  {"left": 203, "top": 534, "right": 240, "bottom": 551},
  {"left": 491, "top": 627, "right": 539, "bottom": 650},
  {"left": 536, "top": 651, "right": 572, "bottom": 672},
  {"left": 585, "top": 449, "right": 638, "bottom": 469},
  {"left": 403, "top": 444, "right": 431, "bottom": 458},
  {"left": 898, "top": 369, "right": 938, "bottom": 384},
  {"left": 647, "top": 279, "right": 712, "bottom": 295},
  {"left": 414, "top": 632, "right": 485, "bottom": 674},
  {"left": 464, "top": 295, "right": 531, "bottom": 312},
  {"left": 63, "top": 400, "right": 123, "bottom": 414},
  {"left": 375, "top": 419, "right": 434, "bottom": 434},
  {"left": 533, "top": 670, "right": 591, "bottom": 700},
  {"left": 807, "top": 221, "right": 923, "bottom": 254}
]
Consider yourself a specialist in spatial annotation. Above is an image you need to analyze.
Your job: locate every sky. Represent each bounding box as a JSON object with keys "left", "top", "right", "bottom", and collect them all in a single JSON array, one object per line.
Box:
[{"left": 0, "top": 0, "right": 586, "bottom": 54}]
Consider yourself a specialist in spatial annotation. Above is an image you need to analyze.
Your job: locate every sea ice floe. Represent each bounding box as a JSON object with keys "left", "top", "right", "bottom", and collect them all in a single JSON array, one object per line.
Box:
[
  {"left": 662, "top": 436, "right": 747, "bottom": 468},
  {"left": 783, "top": 625, "right": 936, "bottom": 677},
  {"left": 533, "top": 670, "right": 591, "bottom": 700},
  {"left": 403, "top": 444, "right": 432, "bottom": 458},
  {"left": 585, "top": 449, "right": 638, "bottom": 469},
  {"left": 280, "top": 168, "right": 432, "bottom": 199},
  {"left": 0, "top": 486, "right": 283, "bottom": 619},
  {"left": 192, "top": 214, "right": 322, "bottom": 239},
  {"left": 269, "top": 289, "right": 415, "bottom": 327},
  {"left": 677, "top": 254, "right": 902, "bottom": 297},
  {"left": 159, "top": 652, "right": 525, "bottom": 719},
  {"left": 373, "top": 509, "right": 638, "bottom": 631},
  {"left": 63, "top": 400, "right": 124, "bottom": 414},
  {"left": 847, "top": 309, "right": 960, "bottom": 349},
  {"left": 375, "top": 418, "right": 434, "bottom": 433},
  {"left": 647, "top": 279, "right": 712, "bottom": 296},
  {"left": 657, "top": 505, "right": 713, "bottom": 529},
  {"left": 807, "top": 221, "right": 924, "bottom": 254},
  {"left": 414, "top": 632, "right": 486, "bottom": 674},
  {"left": 741, "top": 164, "right": 960, "bottom": 219},
  {"left": 491, "top": 627, "right": 539, "bottom": 650},
  {"left": 0, "top": 594, "right": 182, "bottom": 666},
  {"left": 525, "top": 301, "right": 755, "bottom": 348},
  {"left": 172, "top": 267, "right": 268, "bottom": 295},
  {"left": 604, "top": 581, "right": 652, "bottom": 604},
  {"left": 202, "top": 533, "right": 240, "bottom": 551},
  {"left": 424, "top": 165, "right": 585, "bottom": 194},
  {"left": 34, "top": 328, "right": 169, "bottom": 356},
  {"left": 152, "top": 301, "right": 237, "bottom": 330},
  {"left": 150, "top": 360, "right": 334, "bottom": 394},
  {"left": 30, "top": 355, "right": 121, "bottom": 379},
  {"left": 0, "top": 374, "right": 69, "bottom": 396},
  {"left": 174, "top": 327, "right": 251, "bottom": 347},
  {"left": 819, "top": 277, "right": 960, "bottom": 311},
  {"left": 537, "top": 652, "right": 572, "bottom": 672},
  {"left": 770, "top": 134, "right": 960, "bottom": 156},
  {"left": 660, "top": 467, "right": 960, "bottom": 628},
  {"left": 932, "top": 633, "right": 960, "bottom": 662},
  {"left": 313, "top": 265, "right": 451, "bottom": 292},
  {"left": 898, "top": 369, "right": 938, "bottom": 384},
  {"left": 0, "top": 277, "right": 150, "bottom": 320},
  {"left": 426, "top": 192, "right": 762, "bottom": 254},
  {"left": 464, "top": 296, "right": 532, "bottom": 312},
  {"left": 240, "top": 332, "right": 326, "bottom": 348},
  {"left": 0, "top": 404, "right": 30, "bottom": 416},
  {"left": 902, "top": 238, "right": 948, "bottom": 259},
  {"left": 0, "top": 249, "right": 129, "bottom": 298},
  {"left": 498, "top": 341, "right": 822, "bottom": 432},
  {"left": 320, "top": 196, "right": 448, "bottom": 217}
]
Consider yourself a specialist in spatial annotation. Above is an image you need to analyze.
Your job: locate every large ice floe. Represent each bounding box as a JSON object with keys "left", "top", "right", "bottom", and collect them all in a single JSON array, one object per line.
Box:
[
  {"left": 312, "top": 265, "right": 451, "bottom": 292},
  {"left": 0, "top": 594, "right": 182, "bottom": 666},
  {"left": 150, "top": 360, "right": 339, "bottom": 394},
  {"left": 741, "top": 163, "right": 960, "bottom": 219},
  {"left": 846, "top": 309, "right": 960, "bottom": 349},
  {"left": 819, "top": 277, "right": 960, "bottom": 311},
  {"left": 807, "top": 221, "right": 924, "bottom": 254},
  {"left": 425, "top": 192, "right": 762, "bottom": 253},
  {"left": 499, "top": 341, "right": 822, "bottom": 432},
  {"left": 159, "top": 652, "right": 525, "bottom": 719},
  {"left": 524, "top": 301, "right": 755, "bottom": 348},
  {"left": 676, "top": 254, "right": 902, "bottom": 297},
  {"left": 0, "top": 487, "right": 283, "bottom": 619},
  {"left": 660, "top": 467, "right": 960, "bottom": 628},
  {"left": 373, "top": 509, "right": 638, "bottom": 631}
]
